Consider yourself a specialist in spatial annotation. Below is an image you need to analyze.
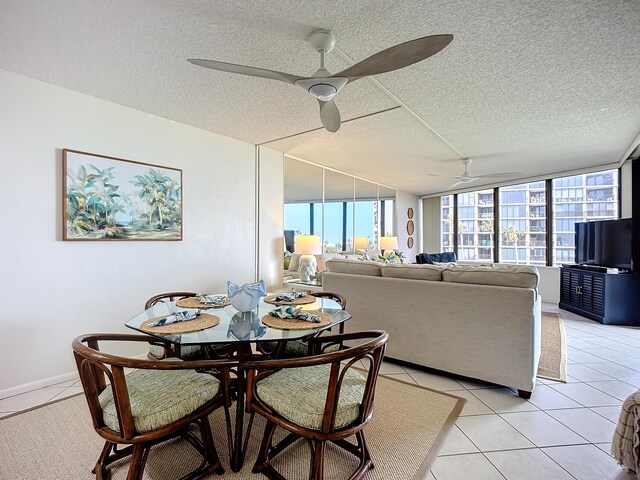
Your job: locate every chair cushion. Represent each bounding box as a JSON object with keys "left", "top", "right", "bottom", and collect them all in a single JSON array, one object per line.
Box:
[
  {"left": 99, "top": 364, "right": 220, "bottom": 433},
  {"left": 256, "top": 364, "right": 366, "bottom": 431},
  {"left": 284, "top": 340, "right": 340, "bottom": 356},
  {"left": 148, "top": 344, "right": 201, "bottom": 359}
]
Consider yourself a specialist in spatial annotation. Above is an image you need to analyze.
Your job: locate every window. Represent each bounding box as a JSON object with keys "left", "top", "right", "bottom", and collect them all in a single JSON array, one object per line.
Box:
[
  {"left": 435, "top": 168, "right": 620, "bottom": 267},
  {"left": 498, "top": 182, "right": 547, "bottom": 265},
  {"left": 441, "top": 195, "right": 454, "bottom": 252},
  {"left": 456, "top": 189, "right": 493, "bottom": 261},
  {"left": 284, "top": 203, "right": 321, "bottom": 236},
  {"left": 552, "top": 169, "right": 619, "bottom": 265}
]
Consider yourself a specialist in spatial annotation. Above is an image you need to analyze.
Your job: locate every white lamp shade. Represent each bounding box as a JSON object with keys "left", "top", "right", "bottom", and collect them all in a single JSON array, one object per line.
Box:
[
  {"left": 380, "top": 236, "right": 398, "bottom": 251},
  {"left": 295, "top": 235, "right": 321, "bottom": 255},
  {"left": 354, "top": 236, "right": 369, "bottom": 250}
]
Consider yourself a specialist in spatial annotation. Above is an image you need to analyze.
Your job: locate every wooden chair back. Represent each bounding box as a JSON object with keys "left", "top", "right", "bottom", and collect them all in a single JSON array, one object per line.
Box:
[
  {"left": 144, "top": 291, "right": 197, "bottom": 309},
  {"left": 244, "top": 330, "right": 388, "bottom": 435},
  {"left": 72, "top": 333, "right": 232, "bottom": 442}
]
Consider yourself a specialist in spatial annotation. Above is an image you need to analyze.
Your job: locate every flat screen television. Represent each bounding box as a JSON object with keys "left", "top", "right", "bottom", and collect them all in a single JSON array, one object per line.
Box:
[{"left": 575, "top": 218, "right": 633, "bottom": 270}]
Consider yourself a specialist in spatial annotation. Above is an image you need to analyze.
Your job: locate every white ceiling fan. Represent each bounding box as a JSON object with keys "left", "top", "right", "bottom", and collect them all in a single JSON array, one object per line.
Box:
[
  {"left": 429, "top": 158, "right": 521, "bottom": 189},
  {"left": 188, "top": 30, "right": 453, "bottom": 133}
]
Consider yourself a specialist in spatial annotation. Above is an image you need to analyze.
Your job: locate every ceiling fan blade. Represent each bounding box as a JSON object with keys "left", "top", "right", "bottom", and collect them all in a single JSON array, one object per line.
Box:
[
  {"left": 187, "top": 59, "right": 303, "bottom": 85},
  {"left": 428, "top": 173, "right": 457, "bottom": 179},
  {"left": 449, "top": 177, "right": 480, "bottom": 189},
  {"left": 318, "top": 99, "right": 341, "bottom": 132},
  {"left": 335, "top": 34, "right": 453, "bottom": 82},
  {"left": 478, "top": 172, "right": 522, "bottom": 179}
]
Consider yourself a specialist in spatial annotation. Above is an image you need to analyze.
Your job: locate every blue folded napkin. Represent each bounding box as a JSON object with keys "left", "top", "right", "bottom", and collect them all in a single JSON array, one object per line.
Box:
[
  {"left": 149, "top": 310, "right": 201, "bottom": 327},
  {"left": 269, "top": 306, "right": 321, "bottom": 323},
  {"left": 196, "top": 294, "right": 227, "bottom": 306},
  {"left": 273, "top": 292, "right": 308, "bottom": 302}
]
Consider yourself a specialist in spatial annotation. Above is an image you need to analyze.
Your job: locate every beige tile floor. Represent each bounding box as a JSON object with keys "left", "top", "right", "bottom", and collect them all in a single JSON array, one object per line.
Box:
[{"left": 1, "top": 303, "right": 638, "bottom": 479}]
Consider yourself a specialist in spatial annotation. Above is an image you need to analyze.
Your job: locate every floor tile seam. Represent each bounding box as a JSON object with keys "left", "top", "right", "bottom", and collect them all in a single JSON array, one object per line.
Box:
[
  {"left": 534, "top": 446, "right": 582, "bottom": 479},
  {"left": 467, "top": 389, "right": 541, "bottom": 415},
  {"left": 538, "top": 408, "right": 617, "bottom": 442},
  {"left": 542, "top": 381, "right": 595, "bottom": 409},
  {"left": 478, "top": 451, "right": 508, "bottom": 479},
  {"left": 496, "top": 409, "right": 591, "bottom": 447},
  {"left": 547, "top": 380, "right": 621, "bottom": 407},
  {"left": 483, "top": 447, "right": 580, "bottom": 480},
  {"left": 582, "top": 360, "right": 640, "bottom": 380},
  {"left": 585, "top": 380, "right": 639, "bottom": 401},
  {"left": 584, "top": 405, "right": 619, "bottom": 425}
]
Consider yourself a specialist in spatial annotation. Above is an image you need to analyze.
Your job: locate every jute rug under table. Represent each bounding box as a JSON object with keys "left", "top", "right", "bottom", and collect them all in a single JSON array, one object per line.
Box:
[
  {"left": 0, "top": 375, "right": 464, "bottom": 480},
  {"left": 537, "top": 312, "right": 567, "bottom": 382}
]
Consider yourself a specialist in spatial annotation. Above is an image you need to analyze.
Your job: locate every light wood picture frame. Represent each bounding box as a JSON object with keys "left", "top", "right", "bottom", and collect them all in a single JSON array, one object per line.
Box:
[{"left": 63, "top": 149, "right": 183, "bottom": 241}]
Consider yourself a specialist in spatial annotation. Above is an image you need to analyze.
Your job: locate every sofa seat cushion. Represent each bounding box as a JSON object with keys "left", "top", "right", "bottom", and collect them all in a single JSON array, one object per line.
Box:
[
  {"left": 256, "top": 364, "right": 366, "bottom": 430},
  {"left": 381, "top": 263, "right": 443, "bottom": 281},
  {"left": 98, "top": 363, "right": 220, "bottom": 433},
  {"left": 326, "top": 258, "right": 382, "bottom": 276},
  {"left": 442, "top": 264, "right": 539, "bottom": 289}
]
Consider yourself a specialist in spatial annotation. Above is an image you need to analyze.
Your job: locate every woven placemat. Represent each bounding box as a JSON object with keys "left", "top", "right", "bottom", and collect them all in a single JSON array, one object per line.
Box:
[
  {"left": 261, "top": 311, "right": 331, "bottom": 330},
  {"left": 176, "top": 297, "right": 230, "bottom": 309},
  {"left": 264, "top": 294, "right": 316, "bottom": 306},
  {"left": 139, "top": 314, "right": 220, "bottom": 334}
]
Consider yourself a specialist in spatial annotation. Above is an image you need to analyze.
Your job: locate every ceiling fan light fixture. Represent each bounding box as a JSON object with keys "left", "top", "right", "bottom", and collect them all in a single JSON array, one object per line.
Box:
[{"left": 308, "top": 83, "right": 338, "bottom": 101}]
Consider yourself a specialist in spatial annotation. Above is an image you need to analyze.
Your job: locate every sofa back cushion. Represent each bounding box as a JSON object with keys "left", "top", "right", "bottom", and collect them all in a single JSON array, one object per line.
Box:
[
  {"left": 381, "top": 264, "right": 443, "bottom": 281},
  {"left": 326, "top": 258, "right": 382, "bottom": 276},
  {"left": 442, "top": 264, "right": 539, "bottom": 289},
  {"left": 416, "top": 252, "right": 457, "bottom": 264}
]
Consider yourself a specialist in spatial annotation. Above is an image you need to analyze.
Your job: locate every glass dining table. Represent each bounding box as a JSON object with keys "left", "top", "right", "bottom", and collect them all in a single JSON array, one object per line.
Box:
[{"left": 125, "top": 296, "right": 351, "bottom": 472}]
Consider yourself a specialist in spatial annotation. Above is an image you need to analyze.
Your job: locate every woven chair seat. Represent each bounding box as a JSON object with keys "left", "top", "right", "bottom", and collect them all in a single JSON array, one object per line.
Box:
[
  {"left": 148, "top": 344, "right": 201, "bottom": 359},
  {"left": 284, "top": 339, "right": 340, "bottom": 356},
  {"left": 256, "top": 364, "right": 365, "bottom": 431},
  {"left": 99, "top": 364, "right": 220, "bottom": 433}
]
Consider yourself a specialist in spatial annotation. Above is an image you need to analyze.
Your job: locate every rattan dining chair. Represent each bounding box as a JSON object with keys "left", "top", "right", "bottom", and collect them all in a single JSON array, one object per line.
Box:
[
  {"left": 72, "top": 333, "right": 234, "bottom": 480},
  {"left": 242, "top": 330, "right": 389, "bottom": 480},
  {"left": 264, "top": 291, "right": 347, "bottom": 358},
  {"left": 145, "top": 292, "right": 200, "bottom": 360}
]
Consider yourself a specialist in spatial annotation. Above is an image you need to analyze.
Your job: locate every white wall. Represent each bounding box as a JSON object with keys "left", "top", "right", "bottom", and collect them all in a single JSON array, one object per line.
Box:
[
  {"left": 0, "top": 70, "right": 259, "bottom": 393},
  {"left": 258, "top": 147, "right": 284, "bottom": 291},
  {"left": 396, "top": 190, "right": 420, "bottom": 262}
]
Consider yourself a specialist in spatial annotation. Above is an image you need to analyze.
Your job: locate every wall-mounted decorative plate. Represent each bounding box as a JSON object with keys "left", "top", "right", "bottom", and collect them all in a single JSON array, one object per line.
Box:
[
  {"left": 407, "top": 237, "right": 414, "bottom": 248},
  {"left": 407, "top": 207, "right": 414, "bottom": 219},
  {"left": 406, "top": 220, "right": 415, "bottom": 236}
]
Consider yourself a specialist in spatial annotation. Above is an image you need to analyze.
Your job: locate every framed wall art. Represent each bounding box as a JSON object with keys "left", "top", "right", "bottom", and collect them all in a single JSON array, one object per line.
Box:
[{"left": 63, "top": 149, "right": 183, "bottom": 241}]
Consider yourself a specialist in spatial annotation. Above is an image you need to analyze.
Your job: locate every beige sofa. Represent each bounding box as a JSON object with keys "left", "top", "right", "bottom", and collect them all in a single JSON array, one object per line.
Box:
[{"left": 323, "top": 259, "right": 542, "bottom": 397}]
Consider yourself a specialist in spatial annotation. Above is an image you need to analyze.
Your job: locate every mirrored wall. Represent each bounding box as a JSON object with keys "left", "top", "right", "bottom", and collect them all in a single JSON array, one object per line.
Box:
[{"left": 283, "top": 156, "right": 396, "bottom": 254}]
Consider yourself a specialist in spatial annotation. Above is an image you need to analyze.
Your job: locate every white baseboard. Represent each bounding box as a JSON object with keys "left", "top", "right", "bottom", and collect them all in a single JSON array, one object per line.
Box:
[
  {"left": 0, "top": 353, "right": 148, "bottom": 400},
  {"left": 0, "top": 371, "right": 78, "bottom": 400}
]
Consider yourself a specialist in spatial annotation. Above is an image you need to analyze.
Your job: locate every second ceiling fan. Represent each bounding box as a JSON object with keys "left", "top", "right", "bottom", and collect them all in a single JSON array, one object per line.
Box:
[
  {"left": 429, "top": 158, "right": 522, "bottom": 189},
  {"left": 188, "top": 30, "right": 453, "bottom": 132}
]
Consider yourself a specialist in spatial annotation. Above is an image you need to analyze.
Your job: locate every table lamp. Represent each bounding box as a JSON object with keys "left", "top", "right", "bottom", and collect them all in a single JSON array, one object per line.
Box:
[
  {"left": 295, "top": 235, "right": 321, "bottom": 282},
  {"left": 380, "top": 236, "right": 398, "bottom": 256},
  {"left": 354, "top": 236, "right": 369, "bottom": 253}
]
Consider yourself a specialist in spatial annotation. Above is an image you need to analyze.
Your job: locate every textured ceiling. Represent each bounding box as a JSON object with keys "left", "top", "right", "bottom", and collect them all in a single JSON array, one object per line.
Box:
[{"left": 1, "top": 0, "right": 639, "bottom": 195}]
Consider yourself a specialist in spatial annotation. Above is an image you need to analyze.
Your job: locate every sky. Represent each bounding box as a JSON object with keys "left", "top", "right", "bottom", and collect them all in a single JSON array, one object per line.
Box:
[{"left": 285, "top": 201, "right": 376, "bottom": 246}]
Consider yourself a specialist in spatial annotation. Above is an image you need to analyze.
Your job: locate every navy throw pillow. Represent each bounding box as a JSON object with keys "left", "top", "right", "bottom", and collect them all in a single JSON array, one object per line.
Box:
[{"left": 417, "top": 252, "right": 457, "bottom": 264}]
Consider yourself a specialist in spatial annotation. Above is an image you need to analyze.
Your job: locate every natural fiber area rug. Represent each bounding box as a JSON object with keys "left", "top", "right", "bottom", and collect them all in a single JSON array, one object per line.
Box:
[
  {"left": 0, "top": 375, "right": 464, "bottom": 480},
  {"left": 537, "top": 312, "right": 568, "bottom": 382}
]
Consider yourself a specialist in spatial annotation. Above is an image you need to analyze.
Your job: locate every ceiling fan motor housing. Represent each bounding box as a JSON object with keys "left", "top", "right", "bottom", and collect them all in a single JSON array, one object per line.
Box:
[{"left": 295, "top": 77, "right": 348, "bottom": 101}]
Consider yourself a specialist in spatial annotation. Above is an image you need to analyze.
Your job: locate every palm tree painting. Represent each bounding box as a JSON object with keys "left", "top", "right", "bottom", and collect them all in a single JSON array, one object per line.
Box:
[{"left": 63, "top": 149, "right": 182, "bottom": 240}]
